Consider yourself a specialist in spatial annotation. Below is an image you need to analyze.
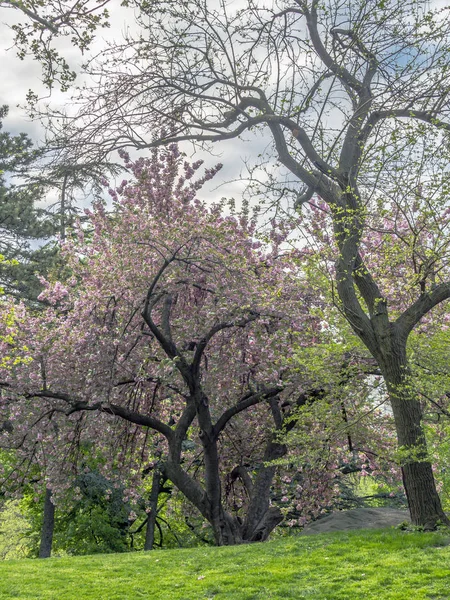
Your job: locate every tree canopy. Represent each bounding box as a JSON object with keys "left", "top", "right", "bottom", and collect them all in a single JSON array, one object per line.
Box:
[
  {"left": 47, "top": 0, "right": 450, "bottom": 528},
  {"left": 0, "top": 146, "right": 337, "bottom": 544}
]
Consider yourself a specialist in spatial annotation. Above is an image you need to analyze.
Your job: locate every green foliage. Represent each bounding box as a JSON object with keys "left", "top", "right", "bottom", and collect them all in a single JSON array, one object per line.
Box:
[
  {"left": 155, "top": 490, "right": 215, "bottom": 549},
  {"left": 20, "top": 472, "right": 134, "bottom": 557},
  {"left": 57, "top": 472, "right": 132, "bottom": 556},
  {"left": 0, "top": 529, "right": 449, "bottom": 599},
  {"left": 353, "top": 476, "right": 406, "bottom": 509},
  {"left": 0, "top": 500, "right": 32, "bottom": 560},
  {"left": 425, "top": 421, "right": 450, "bottom": 513},
  {"left": 0, "top": 106, "right": 58, "bottom": 302},
  {"left": 4, "top": 0, "right": 111, "bottom": 93}
]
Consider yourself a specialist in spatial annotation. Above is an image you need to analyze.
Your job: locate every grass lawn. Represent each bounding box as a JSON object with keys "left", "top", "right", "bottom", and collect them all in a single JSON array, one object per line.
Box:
[{"left": 0, "top": 528, "right": 449, "bottom": 599}]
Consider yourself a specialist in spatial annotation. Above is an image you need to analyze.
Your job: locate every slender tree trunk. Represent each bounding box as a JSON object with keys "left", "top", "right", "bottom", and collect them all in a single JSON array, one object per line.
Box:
[
  {"left": 60, "top": 172, "right": 69, "bottom": 241},
  {"left": 39, "top": 488, "right": 55, "bottom": 558},
  {"left": 144, "top": 468, "right": 162, "bottom": 550},
  {"left": 195, "top": 390, "right": 243, "bottom": 546}
]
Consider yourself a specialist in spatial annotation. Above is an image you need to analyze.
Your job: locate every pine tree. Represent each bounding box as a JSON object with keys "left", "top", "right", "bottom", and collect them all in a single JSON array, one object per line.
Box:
[{"left": 0, "top": 105, "right": 58, "bottom": 302}]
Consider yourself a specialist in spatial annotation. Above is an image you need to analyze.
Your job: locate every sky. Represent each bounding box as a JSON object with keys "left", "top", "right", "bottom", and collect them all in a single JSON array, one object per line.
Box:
[
  {"left": 0, "top": 2, "right": 133, "bottom": 135},
  {"left": 0, "top": 1, "right": 254, "bottom": 207}
]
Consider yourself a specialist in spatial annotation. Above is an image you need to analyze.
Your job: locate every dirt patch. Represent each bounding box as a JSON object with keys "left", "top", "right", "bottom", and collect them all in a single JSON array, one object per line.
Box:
[{"left": 300, "top": 508, "right": 410, "bottom": 535}]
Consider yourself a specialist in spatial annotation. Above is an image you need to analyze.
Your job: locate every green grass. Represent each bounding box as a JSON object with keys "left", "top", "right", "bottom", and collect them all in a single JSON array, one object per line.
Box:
[{"left": 0, "top": 528, "right": 449, "bottom": 599}]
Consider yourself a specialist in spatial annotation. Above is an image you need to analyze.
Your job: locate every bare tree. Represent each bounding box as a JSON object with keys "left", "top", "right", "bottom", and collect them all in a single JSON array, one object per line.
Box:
[{"left": 49, "top": 0, "right": 450, "bottom": 527}]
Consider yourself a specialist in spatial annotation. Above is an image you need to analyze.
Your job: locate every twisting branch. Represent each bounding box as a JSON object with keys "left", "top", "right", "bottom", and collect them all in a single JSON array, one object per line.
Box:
[
  {"left": 65, "top": 400, "right": 174, "bottom": 440},
  {"left": 213, "top": 386, "right": 283, "bottom": 440},
  {"left": 191, "top": 311, "right": 261, "bottom": 378},
  {"left": 302, "top": 0, "right": 364, "bottom": 93},
  {"left": 395, "top": 282, "right": 450, "bottom": 338}
]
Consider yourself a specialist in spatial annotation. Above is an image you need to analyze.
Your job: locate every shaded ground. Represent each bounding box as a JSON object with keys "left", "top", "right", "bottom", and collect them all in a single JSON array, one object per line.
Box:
[{"left": 300, "top": 508, "right": 410, "bottom": 535}]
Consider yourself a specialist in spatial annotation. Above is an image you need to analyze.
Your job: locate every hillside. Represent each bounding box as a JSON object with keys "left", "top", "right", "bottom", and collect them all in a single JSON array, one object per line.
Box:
[{"left": 0, "top": 528, "right": 449, "bottom": 599}]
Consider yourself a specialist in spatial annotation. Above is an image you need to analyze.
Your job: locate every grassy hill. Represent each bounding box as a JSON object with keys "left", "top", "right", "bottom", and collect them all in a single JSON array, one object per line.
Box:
[{"left": 0, "top": 528, "right": 449, "bottom": 599}]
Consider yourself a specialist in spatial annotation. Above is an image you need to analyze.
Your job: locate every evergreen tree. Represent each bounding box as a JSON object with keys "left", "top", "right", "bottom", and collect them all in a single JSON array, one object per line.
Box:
[{"left": 0, "top": 105, "right": 57, "bottom": 302}]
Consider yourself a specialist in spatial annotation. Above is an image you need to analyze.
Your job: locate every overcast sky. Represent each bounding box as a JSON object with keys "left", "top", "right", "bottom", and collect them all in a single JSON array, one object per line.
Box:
[{"left": 0, "top": 2, "right": 257, "bottom": 207}]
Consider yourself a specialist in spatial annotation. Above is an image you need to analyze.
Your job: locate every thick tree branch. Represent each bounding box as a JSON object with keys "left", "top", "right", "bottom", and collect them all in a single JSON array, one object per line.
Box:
[
  {"left": 18, "top": 388, "right": 174, "bottom": 440},
  {"left": 160, "top": 293, "right": 174, "bottom": 343},
  {"left": 229, "top": 465, "right": 254, "bottom": 497},
  {"left": 24, "top": 389, "right": 74, "bottom": 403},
  {"left": 353, "top": 253, "right": 387, "bottom": 318},
  {"left": 396, "top": 282, "right": 450, "bottom": 338},
  {"left": 65, "top": 399, "right": 174, "bottom": 440},
  {"left": 266, "top": 120, "right": 341, "bottom": 206},
  {"left": 360, "top": 109, "right": 450, "bottom": 147},
  {"left": 217, "top": 95, "right": 342, "bottom": 182},
  {"left": 330, "top": 27, "right": 378, "bottom": 85},
  {"left": 332, "top": 205, "right": 377, "bottom": 346},
  {"left": 213, "top": 386, "right": 283, "bottom": 440},
  {"left": 339, "top": 92, "right": 374, "bottom": 176},
  {"left": 335, "top": 259, "right": 377, "bottom": 348},
  {"left": 161, "top": 459, "right": 211, "bottom": 522},
  {"left": 302, "top": 0, "right": 364, "bottom": 93},
  {"left": 141, "top": 251, "right": 191, "bottom": 377},
  {"left": 170, "top": 403, "right": 197, "bottom": 463}
]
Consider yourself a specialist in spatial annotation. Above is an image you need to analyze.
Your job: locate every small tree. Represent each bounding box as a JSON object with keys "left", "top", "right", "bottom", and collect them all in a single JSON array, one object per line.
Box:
[{"left": 0, "top": 146, "right": 335, "bottom": 545}]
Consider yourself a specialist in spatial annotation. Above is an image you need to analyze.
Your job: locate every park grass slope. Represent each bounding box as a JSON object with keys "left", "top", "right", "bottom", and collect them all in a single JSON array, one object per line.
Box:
[{"left": 0, "top": 528, "right": 449, "bottom": 600}]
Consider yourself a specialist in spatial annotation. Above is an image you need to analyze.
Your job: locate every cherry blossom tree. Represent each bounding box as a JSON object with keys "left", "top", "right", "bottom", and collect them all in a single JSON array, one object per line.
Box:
[
  {"left": 50, "top": 0, "right": 450, "bottom": 527},
  {"left": 0, "top": 145, "right": 339, "bottom": 545}
]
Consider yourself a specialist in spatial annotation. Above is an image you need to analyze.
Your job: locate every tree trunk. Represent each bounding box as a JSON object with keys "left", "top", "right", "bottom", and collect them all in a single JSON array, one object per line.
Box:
[
  {"left": 209, "top": 504, "right": 244, "bottom": 546},
  {"left": 387, "top": 390, "right": 448, "bottom": 528},
  {"left": 162, "top": 395, "right": 285, "bottom": 546},
  {"left": 144, "top": 468, "right": 162, "bottom": 550},
  {"left": 380, "top": 342, "right": 449, "bottom": 529},
  {"left": 402, "top": 461, "right": 447, "bottom": 528},
  {"left": 244, "top": 505, "right": 283, "bottom": 542},
  {"left": 243, "top": 443, "right": 285, "bottom": 541},
  {"left": 39, "top": 488, "right": 55, "bottom": 558}
]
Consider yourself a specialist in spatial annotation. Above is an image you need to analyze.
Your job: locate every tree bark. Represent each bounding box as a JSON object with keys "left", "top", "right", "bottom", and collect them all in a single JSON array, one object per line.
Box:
[
  {"left": 144, "top": 468, "right": 162, "bottom": 551},
  {"left": 243, "top": 463, "right": 283, "bottom": 542},
  {"left": 378, "top": 336, "right": 449, "bottom": 528},
  {"left": 162, "top": 436, "right": 281, "bottom": 545},
  {"left": 389, "top": 393, "right": 448, "bottom": 528},
  {"left": 38, "top": 488, "right": 55, "bottom": 558},
  {"left": 243, "top": 417, "right": 286, "bottom": 540},
  {"left": 332, "top": 199, "right": 449, "bottom": 529}
]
